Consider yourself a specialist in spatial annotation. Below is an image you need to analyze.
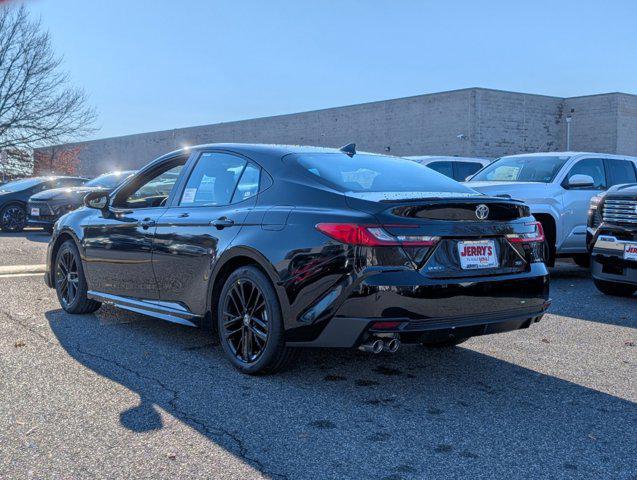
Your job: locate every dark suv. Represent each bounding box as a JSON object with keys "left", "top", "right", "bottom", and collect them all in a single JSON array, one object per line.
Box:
[
  {"left": 588, "top": 183, "right": 637, "bottom": 296},
  {"left": 28, "top": 171, "right": 135, "bottom": 231},
  {"left": 0, "top": 176, "right": 87, "bottom": 232}
]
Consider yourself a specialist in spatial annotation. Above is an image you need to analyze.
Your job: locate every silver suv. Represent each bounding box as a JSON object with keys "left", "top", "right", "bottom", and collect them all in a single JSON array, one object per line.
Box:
[{"left": 466, "top": 152, "right": 637, "bottom": 266}]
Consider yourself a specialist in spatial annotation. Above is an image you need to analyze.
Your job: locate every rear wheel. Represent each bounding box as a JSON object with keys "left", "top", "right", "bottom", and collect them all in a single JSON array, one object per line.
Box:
[
  {"left": 593, "top": 279, "right": 636, "bottom": 297},
  {"left": 217, "top": 266, "right": 298, "bottom": 374},
  {"left": 1, "top": 204, "right": 27, "bottom": 232},
  {"left": 54, "top": 240, "right": 101, "bottom": 314},
  {"left": 422, "top": 337, "right": 470, "bottom": 348}
]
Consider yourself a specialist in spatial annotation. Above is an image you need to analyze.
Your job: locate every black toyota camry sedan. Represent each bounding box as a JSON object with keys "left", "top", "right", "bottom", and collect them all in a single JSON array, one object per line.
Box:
[
  {"left": 28, "top": 170, "right": 136, "bottom": 231},
  {"left": 45, "top": 144, "right": 550, "bottom": 374},
  {"left": 0, "top": 176, "right": 87, "bottom": 232}
]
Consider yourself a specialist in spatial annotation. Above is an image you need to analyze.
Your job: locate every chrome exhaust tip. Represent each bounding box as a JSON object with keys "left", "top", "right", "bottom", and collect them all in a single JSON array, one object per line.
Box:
[
  {"left": 358, "top": 338, "right": 384, "bottom": 354},
  {"left": 383, "top": 338, "right": 400, "bottom": 353}
]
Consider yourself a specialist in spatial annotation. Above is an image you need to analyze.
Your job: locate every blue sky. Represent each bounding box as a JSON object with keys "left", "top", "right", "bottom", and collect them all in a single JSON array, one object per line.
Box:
[{"left": 26, "top": 0, "right": 637, "bottom": 140}]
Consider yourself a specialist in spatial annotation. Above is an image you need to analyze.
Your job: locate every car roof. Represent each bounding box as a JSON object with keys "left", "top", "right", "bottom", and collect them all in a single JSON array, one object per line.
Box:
[
  {"left": 499, "top": 151, "right": 637, "bottom": 161},
  {"left": 149, "top": 143, "right": 388, "bottom": 173},
  {"left": 406, "top": 156, "right": 489, "bottom": 163}
]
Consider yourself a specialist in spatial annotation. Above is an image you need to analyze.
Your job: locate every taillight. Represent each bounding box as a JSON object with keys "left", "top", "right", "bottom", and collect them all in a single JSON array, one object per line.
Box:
[
  {"left": 316, "top": 223, "right": 439, "bottom": 247},
  {"left": 506, "top": 221, "right": 545, "bottom": 243}
]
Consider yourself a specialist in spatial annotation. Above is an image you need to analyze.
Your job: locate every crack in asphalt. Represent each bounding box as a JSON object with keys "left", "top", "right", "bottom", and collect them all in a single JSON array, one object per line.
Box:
[
  {"left": 1, "top": 309, "right": 289, "bottom": 480},
  {"left": 0, "top": 308, "right": 53, "bottom": 345},
  {"left": 74, "top": 346, "right": 290, "bottom": 480}
]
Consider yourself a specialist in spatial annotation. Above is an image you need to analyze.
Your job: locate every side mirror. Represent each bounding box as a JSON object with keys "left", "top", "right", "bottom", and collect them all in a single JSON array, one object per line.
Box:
[
  {"left": 567, "top": 174, "right": 595, "bottom": 189},
  {"left": 84, "top": 191, "right": 109, "bottom": 210}
]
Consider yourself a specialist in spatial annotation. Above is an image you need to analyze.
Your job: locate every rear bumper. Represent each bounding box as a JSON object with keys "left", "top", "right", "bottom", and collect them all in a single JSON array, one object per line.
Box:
[
  {"left": 288, "top": 306, "right": 547, "bottom": 348},
  {"left": 287, "top": 262, "right": 550, "bottom": 347}
]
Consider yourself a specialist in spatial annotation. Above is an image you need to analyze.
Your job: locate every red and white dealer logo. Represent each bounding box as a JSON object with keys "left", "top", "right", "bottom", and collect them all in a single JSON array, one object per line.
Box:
[{"left": 460, "top": 244, "right": 494, "bottom": 257}]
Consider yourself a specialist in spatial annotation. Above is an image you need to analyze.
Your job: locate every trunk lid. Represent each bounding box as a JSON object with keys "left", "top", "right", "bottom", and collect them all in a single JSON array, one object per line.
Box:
[{"left": 345, "top": 191, "right": 531, "bottom": 277}]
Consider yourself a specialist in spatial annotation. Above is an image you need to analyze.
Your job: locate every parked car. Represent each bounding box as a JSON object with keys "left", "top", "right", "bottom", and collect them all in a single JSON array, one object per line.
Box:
[
  {"left": 466, "top": 152, "right": 637, "bottom": 266},
  {"left": 0, "top": 176, "right": 87, "bottom": 232},
  {"left": 28, "top": 170, "right": 136, "bottom": 231},
  {"left": 45, "top": 144, "right": 549, "bottom": 374},
  {"left": 407, "top": 156, "right": 490, "bottom": 181},
  {"left": 587, "top": 183, "right": 637, "bottom": 296}
]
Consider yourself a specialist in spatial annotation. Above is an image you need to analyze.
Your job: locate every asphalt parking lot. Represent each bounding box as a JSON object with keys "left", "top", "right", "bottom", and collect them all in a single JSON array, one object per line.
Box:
[{"left": 0, "top": 231, "right": 635, "bottom": 480}]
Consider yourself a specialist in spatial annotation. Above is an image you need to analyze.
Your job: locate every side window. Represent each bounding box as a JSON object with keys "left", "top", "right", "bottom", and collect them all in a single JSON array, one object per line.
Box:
[
  {"left": 231, "top": 163, "right": 260, "bottom": 203},
  {"left": 605, "top": 159, "right": 637, "bottom": 186},
  {"left": 180, "top": 152, "right": 246, "bottom": 206},
  {"left": 124, "top": 164, "right": 184, "bottom": 209},
  {"left": 565, "top": 159, "right": 606, "bottom": 189},
  {"left": 454, "top": 162, "right": 482, "bottom": 181},
  {"left": 427, "top": 161, "right": 454, "bottom": 178}
]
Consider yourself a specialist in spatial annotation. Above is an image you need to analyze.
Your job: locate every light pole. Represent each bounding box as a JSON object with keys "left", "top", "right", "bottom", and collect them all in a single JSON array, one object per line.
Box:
[{"left": 565, "top": 110, "right": 574, "bottom": 151}]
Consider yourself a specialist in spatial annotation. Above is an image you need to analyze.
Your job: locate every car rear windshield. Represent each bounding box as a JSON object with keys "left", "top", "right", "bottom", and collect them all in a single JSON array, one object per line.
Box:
[
  {"left": 291, "top": 153, "right": 475, "bottom": 194},
  {"left": 471, "top": 155, "right": 570, "bottom": 183}
]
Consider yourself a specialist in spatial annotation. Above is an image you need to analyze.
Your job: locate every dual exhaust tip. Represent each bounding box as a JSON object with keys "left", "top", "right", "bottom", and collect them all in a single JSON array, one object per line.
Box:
[{"left": 358, "top": 337, "right": 400, "bottom": 354}]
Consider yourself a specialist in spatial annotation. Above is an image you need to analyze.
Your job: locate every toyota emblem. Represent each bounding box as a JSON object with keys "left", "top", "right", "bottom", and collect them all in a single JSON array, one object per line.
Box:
[{"left": 475, "top": 204, "right": 489, "bottom": 220}]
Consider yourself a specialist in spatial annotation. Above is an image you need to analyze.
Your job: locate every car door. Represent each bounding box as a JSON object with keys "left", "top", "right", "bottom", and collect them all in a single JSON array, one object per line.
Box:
[
  {"left": 82, "top": 157, "right": 187, "bottom": 300},
  {"left": 152, "top": 151, "right": 261, "bottom": 315},
  {"left": 560, "top": 158, "right": 606, "bottom": 251}
]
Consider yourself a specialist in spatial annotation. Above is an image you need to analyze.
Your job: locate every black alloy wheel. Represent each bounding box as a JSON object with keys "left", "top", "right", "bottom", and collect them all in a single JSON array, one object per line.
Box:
[
  {"left": 222, "top": 277, "right": 269, "bottom": 363},
  {"left": 54, "top": 240, "right": 101, "bottom": 314},
  {"left": 218, "top": 266, "right": 298, "bottom": 374},
  {"left": 1, "top": 204, "right": 27, "bottom": 232},
  {"left": 56, "top": 248, "right": 80, "bottom": 308}
]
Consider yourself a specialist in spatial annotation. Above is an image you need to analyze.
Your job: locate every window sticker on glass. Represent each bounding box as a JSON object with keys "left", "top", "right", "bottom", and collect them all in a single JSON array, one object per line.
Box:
[{"left": 182, "top": 188, "right": 197, "bottom": 204}]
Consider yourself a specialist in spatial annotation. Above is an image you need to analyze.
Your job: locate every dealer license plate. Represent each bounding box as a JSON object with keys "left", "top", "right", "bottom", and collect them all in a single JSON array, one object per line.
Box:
[
  {"left": 458, "top": 240, "right": 498, "bottom": 270},
  {"left": 30, "top": 208, "right": 40, "bottom": 217},
  {"left": 624, "top": 243, "right": 637, "bottom": 262}
]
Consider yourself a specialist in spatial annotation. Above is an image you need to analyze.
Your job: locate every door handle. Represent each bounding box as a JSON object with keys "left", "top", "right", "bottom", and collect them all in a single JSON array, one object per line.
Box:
[
  {"left": 210, "top": 217, "right": 234, "bottom": 229},
  {"left": 140, "top": 218, "right": 156, "bottom": 229}
]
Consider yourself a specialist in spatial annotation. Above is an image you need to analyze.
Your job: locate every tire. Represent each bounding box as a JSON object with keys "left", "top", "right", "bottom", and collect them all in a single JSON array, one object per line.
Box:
[
  {"left": 422, "top": 337, "right": 470, "bottom": 348},
  {"left": 0, "top": 203, "right": 27, "bottom": 232},
  {"left": 572, "top": 254, "right": 591, "bottom": 268},
  {"left": 54, "top": 240, "right": 101, "bottom": 314},
  {"left": 217, "top": 266, "right": 298, "bottom": 375},
  {"left": 593, "top": 279, "right": 636, "bottom": 297}
]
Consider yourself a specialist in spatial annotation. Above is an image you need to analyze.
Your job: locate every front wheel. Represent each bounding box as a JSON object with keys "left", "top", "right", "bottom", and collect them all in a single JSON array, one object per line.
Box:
[
  {"left": 1, "top": 204, "right": 27, "bottom": 232},
  {"left": 54, "top": 240, "right": 101, "bottom": 314},
  {"left": 593, "top": 279, "right": 636, "bottom": 297},
  {"left": 217, "top": 266, "right": 298, "bottom": 374}
]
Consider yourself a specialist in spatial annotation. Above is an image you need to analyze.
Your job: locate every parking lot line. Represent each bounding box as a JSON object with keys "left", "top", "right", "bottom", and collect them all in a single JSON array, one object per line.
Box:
[{"left": 0, "top": 264, "right": 46, "bottom": 277}]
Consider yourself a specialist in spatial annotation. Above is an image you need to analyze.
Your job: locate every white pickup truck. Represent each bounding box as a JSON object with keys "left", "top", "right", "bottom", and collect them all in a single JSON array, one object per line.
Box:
[{"left": 466, "top": 152, "right": 637, "bottom": 266}]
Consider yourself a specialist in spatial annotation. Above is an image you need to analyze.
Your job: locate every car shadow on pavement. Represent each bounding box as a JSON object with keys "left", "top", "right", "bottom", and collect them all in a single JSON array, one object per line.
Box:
[
  {"left": 45, "top": 308, "right": 636, "bottom": 480},
  {"left": 548, "top": 262, "right": 636, "bottom": 326}
]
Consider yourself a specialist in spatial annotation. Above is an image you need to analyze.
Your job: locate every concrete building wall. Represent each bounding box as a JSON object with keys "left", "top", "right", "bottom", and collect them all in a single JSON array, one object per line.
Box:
[
  {"left": 34, "top": 88, "right": 637, "bottom": 177},
  {"left": 51, "top": 89, "right": 477, "bottom": 177},
  {"left": 562, "top": 94, "right": 619, "bottom": 154},
  {"left": 471, "top": 89, "right": 563, "bottom": 157},
  {"left": 616, "top": 93, "right": 637, "bottom": 156}
]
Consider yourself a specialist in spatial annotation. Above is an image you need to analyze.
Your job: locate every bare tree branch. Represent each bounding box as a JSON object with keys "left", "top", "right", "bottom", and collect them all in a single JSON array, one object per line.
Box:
[{"left": 0, "top": 4, "right": 96, "bottom": 164}]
